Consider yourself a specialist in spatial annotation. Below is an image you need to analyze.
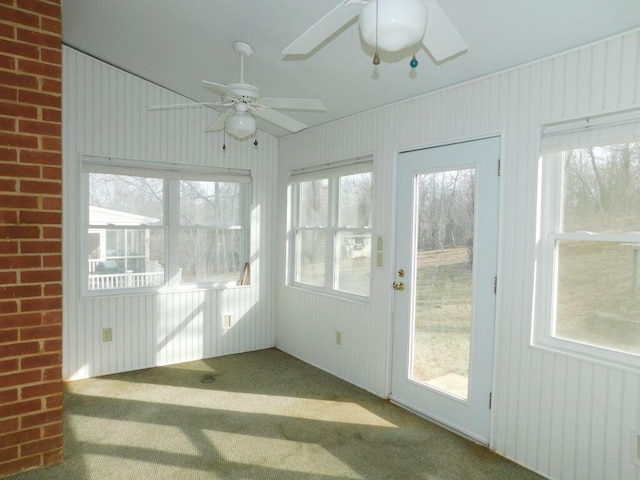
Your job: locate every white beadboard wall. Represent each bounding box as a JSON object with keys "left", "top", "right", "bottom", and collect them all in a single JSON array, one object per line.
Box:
[
  {"left": 62, "top": 47, "right": 278, "bottom": 380},
  {"left": 276, "top": 30, "right": 640, "bottom": 480}
]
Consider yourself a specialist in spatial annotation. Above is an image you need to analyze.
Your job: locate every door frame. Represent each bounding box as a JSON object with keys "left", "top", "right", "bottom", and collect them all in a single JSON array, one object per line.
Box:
[{"left": 386, "top": 133, "right": 503, "bottom": 445}]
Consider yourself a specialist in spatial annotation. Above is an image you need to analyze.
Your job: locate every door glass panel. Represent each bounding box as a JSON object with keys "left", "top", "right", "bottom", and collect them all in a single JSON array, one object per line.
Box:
[{"left": 411, "top": 168, "right": 476, "bottom": 400}]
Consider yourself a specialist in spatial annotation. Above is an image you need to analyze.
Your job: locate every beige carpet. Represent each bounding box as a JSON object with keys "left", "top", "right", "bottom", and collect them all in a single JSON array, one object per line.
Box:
[{"left": 9, "top": 349, "right": 544, "bottom": 479}]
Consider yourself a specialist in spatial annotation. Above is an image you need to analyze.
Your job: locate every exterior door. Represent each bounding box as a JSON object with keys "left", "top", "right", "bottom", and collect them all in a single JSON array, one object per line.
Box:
[{"left": 391, "top": 136, "right": 500, "bottom": 444}]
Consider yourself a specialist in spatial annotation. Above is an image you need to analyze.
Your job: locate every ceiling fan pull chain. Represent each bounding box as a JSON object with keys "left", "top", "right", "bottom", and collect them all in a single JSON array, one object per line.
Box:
[{"left": 372, "top": 0, "right": 380, "bottom": 65}]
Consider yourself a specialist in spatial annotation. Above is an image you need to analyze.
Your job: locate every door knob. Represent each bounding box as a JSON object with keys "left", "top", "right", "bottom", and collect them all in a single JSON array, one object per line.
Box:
[{"left": 392, "top": 281, "right": 405, "bottom": 291}]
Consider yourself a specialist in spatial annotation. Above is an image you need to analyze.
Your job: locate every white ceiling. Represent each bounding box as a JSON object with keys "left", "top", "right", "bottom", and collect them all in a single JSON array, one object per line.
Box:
[{"left": 61, "top": 0, "right": 640, "bottom": 138}]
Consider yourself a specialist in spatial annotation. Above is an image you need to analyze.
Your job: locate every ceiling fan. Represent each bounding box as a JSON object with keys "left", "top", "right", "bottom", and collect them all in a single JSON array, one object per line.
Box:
[
  {"left": 150, "top": 41, "right": 326, "bottom": 139},
  {"left": 282, "top": 0, "right": 467, "bottom": 63}
]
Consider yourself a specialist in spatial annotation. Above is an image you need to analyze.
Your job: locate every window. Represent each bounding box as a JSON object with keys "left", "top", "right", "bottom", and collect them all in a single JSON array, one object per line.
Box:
[
  {"left": 83, "top": 158, "right": 250, "bottom": 293},
  {"left": 534, "top": 111, "right": 640, "bottom": 366},
  {"left": 288, "top": 159, "right": 373, "bottom": 298}
]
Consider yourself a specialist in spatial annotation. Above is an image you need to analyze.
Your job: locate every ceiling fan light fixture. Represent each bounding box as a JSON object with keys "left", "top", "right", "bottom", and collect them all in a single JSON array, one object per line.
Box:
[
  {"left": 359, "top": 0, "right": 428, "bottom": 52},
  {"left": 225, "top": 104, "right": 256, "bottom": 139}
]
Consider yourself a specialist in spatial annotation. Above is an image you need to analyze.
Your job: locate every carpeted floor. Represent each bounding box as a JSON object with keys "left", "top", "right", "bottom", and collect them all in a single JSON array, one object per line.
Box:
[{"left": 9, "top": 348, "right": 544, "bottom": 479}]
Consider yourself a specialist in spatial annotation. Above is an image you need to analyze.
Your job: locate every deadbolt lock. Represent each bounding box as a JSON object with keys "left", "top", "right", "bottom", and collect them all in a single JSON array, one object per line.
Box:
[
  {"left": 392, "top": 281, "right": 405, "bottom": 291},
  {"left": 397, "top": 269, "right": 405, "bottom": 278}
]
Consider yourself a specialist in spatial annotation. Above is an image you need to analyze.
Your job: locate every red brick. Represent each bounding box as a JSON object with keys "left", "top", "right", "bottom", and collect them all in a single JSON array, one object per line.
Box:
[
  {"left": 40, "top": 136, "right": 60, "bottom": 151},
  {"left": 0, "top": 370, "right": 41, "bottom": 388},
  {"left": 17, "top": 58, "right": 60, "bottom": 79},
  {"left": 18, "top": 90, "right": 60, "bottom": 109},
  {"left": 19, "top": 324, "right": 60, "bottom": 340},
  {"left": 0, "top": 300, "right": 17, "bottom": 314},
  {"left": 20, "top": 211, "right": 61, "bottom": 225},
  {"left": 39, "top": 48, "right": 60, "bottom": 65},
  {"left": 42, "top": 283, "right": 61, "bottom": 296},
  {"left": 18, "top": 179, "right": 60, "bottom": 194},
  {"left": 21, "top": 436, "right": 62, "bottom": 456},
  {"left": 0, "top": 313, "right": 41, "bottom": 328},
  {"left": 0, "top": 132, "right": 38, "bottom": 148},
  {"left": 21, "top": 297, "right": 61, "bottom": 312},
  {"left": 43, "top": 422, "right": 62, "bottom": 438},
  {"left": 42, "top": 339, "right": 60, "bottom": 352},
  {"left": 41, "top": 254, "right": 61, "bottom": 267},
  {"left": 0, "top": 178, "right": 17, "bottom": 191},
  {"left": 0, "top": 116, "right": 16, "bottom": 130},
  {"left": 0, "top": 418, "right": 18, "bottom": 434},
  {"left": 0, "top": 194, "right": 38, "bottom": 208},
  {"left": 0, "top": 148, "right": 18, "bottom": 162},
  {"left": 41, "top": 166, "right": 61, "bottom": 180},
  {"left": 0, "top": 388, "right": 18, "bottom": 403},
  {"left": 16, "top": 29, "right": 60, "bottom": 50},
  {"left": 0, "top": 210, "right": 18, "bottom": 223},
  {"left": 0, "top": 70, "right": 39, "bottom": 89},
  {"left": 1, "top": 284, "right": 41, "bottom": 298},
  {"left": 39, "top": 17, "right": 61, "bottom": 36},
  {"left": 21, "top": 240, "right": 61, "bottom": 254},
  {"left": 19, "top": 149, "right": 59, "bottom": 165},
  {"left": 42, "top": 447, "right": 63, "bottom": 466},
  {"left": 0, "top": 271, "right": 17, "bottom": 284},
  {"left": 0, "top": 358, "right": 20, "bottom": 373},
  {"left": 0, "top": 85, "right": 18, "bottom": 101},
  {"left": 0, "top": 5, "right": 39, "bottom": 28},
  {"left": 0, "top": 22, "right": 15, "bottom": 39},
  {"left": 42, "top": 311, "right": 61, "bottom": 325},
  {"left": 20, "top": 353, "right": 60, "bottom": 370},
  {"left": 0, "top": 254, "right": 41, "bottom": 269},
  {"left": 0, "top": 38, "right": 39, "bottom": 60},
  {"left": 20, "top": 269, "right": 60, "bottom": 283},
  {"left": 0, "top": 102, "right": 38, "bottom": 119},
  {"left": 21, "top": 409, "right": 62, "bottom": 430},
  {"left": 42, "top": 367, "right": 60, "bottom": 382},
  {"left": 19, "top": 119, "right": 61, "bottom": 136},
  {"left": 16, "top": 0, "right": 61, "bottom": 19},
  {"left": 0, "top": 225, "right": 40, "bottom": 238},
  {"left": 0, "top": 341, "right": 40, "bottom": 358},
  {"left": 0, "top": 329, "right": 18, "bottom": 343},
  {"left": 0, "top": 162, "right": 40, "bottom": 178},
  {"left": 40, "top": 78, "right": 61, "bottom": 93},
  {"left": 21, "top": 380, "right": 61, "bottom": 399},
  {"left": 0, "top": 446, "right": 18, "bottom": 463},
  {"left": 41, "top": 108, "right": 60, "bottom": 123},
  {"left": 42, "top": 226, "right": 61, "bottom": 238},
  {"left": 0, "top": 53, "right": 15, "bottom": 69},
  {"left": 0, "top": 455, "right": 43, "bottom": 477},
  {"left": 0, "top": 427, "right": 41, "bottom": 449}
]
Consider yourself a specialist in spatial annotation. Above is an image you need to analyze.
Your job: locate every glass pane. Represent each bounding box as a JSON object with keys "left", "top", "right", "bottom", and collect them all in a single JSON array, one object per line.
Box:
[
  {"left": 296, "top": 229, "right": 325, "bottom": 286},
  {"left": 412, "top": 168, "right": 476, "bottom": 399},
  {"left": 555, "top": 239, "right": 640, "bottom": 355},
  {"left": 338, "top": 172, "right": 372, "bottom": 228},
  {"left": 180, "top": 228, "right": 241, "bottom": 284},
  {"left": 335, "top": 232, "right": 371, "bottom": 296},
  {"left": 89, "top": 173, "right": 163, "bottom": 225},
  {"left": 88, "top": 228, "right": 164, "bottom": 290},
  {"left": 562, "top": 143, "right": 640, "bottom": 233},
  {"left": 180, "top": 180, "right": 241, "bottom": 226},
  {"left": 299, "top": 180, "right": 328, "bottom": 227}
]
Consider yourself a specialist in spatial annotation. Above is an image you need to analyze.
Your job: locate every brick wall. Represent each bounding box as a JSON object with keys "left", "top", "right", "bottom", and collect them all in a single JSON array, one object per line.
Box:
[{"left": 0, "top": 0, "right": 63, "bottom": 477}]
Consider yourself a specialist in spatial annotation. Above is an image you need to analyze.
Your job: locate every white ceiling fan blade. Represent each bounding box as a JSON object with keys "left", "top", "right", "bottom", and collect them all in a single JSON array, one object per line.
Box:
[
  {"left": 261, "top": 97, "right": 326, "bottom": 112},
  {"left": 202, "top": 80, "right": 241, "bottom": 100},
  {"left": 148, "top": 101, "right": 224, "bottom": 111},
  {"left": 422, "top": 0, "right": 468, "bottom": 62},
  {"left": 253, "top": 107, "right": 307, "bottom": 133},
  {"left": 282, "top": 1, "right": 363, "bottom": 55},
  {"left": 205, "top": 109, "right": 232, "bottom": 133}
]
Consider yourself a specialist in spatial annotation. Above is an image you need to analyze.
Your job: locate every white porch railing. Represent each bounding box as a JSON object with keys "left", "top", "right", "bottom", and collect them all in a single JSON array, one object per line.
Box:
[{"left": 88, "top": 271, "right": 165, "bottom": 290}]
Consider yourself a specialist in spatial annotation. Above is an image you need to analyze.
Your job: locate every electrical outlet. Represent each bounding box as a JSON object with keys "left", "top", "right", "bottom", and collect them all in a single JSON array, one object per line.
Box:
[
  {"left": 101, "top": 327, "right": 112, "bottom": 343},
  {"left": 336, "top": 331, "right": 342, "bottom": 347},
  {"left": 222, "top": 315, "right": 232, "bottom": 329}
]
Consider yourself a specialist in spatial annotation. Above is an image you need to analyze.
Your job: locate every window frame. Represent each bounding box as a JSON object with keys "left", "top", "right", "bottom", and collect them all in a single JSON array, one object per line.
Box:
[
  {"left": 287, "top": 158, "right": 374, "bottom": 301},
  {"left": 81, "top": 156, "right": 251, "bottom": 296},
  {"left": 533, "top": 113, "right": 640, "bottom": 369}
]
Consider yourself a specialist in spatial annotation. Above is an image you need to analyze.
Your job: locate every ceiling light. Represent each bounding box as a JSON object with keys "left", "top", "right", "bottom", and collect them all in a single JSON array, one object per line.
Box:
[
  {"left": 359, "top": 0, "right": 428, "bottom": 52},
  {"left": 225, "top": 103, "right": 256, "bottom": 139}
]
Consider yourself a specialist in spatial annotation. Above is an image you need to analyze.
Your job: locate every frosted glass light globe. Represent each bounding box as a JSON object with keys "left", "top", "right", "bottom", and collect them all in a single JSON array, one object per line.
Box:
[
  {"left": 225, "top": 104, "right": 256, "bottom": 139},
  {"left": 359, "top": 0, "right": 428, "bottom": 52}
]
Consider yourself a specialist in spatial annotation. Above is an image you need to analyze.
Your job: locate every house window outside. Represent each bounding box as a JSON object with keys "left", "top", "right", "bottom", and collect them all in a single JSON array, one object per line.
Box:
[
  {"left": 84, "top": 160, "right": 250, "bottom": 293},
  {"left": 535, "top": 113, "right": 640, "bottom": 366},
  {"left": 289, "top": 160, "right": 373, "bottom": 299}
]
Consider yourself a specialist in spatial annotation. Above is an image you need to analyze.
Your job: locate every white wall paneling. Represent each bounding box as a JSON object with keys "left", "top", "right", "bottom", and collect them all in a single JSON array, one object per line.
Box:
[
  {"left": 276, "top": 29, "right": 640, "bottom": 480},
  {"left": 63, "top": 47, "right": 278, "bottom": 380}
]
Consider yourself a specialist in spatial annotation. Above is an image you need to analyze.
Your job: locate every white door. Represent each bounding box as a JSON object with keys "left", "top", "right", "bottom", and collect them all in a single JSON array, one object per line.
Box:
[{"left": 391, "top": 136, "right": 500, "bottom": 444}]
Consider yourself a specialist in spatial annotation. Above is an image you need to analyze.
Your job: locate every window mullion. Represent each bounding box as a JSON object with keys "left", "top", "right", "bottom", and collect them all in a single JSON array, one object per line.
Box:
[
  {"left": 166, "top": 178, "right": 180, "bottom": 287},
  {"left": 327, "top": 177, "right": 338, "bottom": 292}
]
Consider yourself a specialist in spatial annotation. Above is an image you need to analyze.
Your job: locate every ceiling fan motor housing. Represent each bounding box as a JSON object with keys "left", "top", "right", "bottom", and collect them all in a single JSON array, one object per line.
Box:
[{"left": 227, "top": 82, "right": 261, "bottom": 102}]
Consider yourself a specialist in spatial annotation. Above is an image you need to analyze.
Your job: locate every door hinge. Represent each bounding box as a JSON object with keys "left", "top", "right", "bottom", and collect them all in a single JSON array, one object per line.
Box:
[
  {"left": 493, "top": 276, "right": 497, "bottom": 294},
  {"left": 497, "top": 158, "right": 501, "bottom": 176},
  {"left": 489, "top": 392, "right": 493, "bottom": 410}
]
